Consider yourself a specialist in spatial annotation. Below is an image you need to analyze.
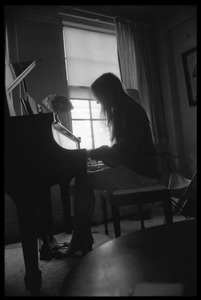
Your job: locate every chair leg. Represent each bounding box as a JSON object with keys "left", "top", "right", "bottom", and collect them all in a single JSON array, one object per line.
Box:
[
  {"left": 111, "top": 199, "right": 121, "bottom": 238},
  {"left": 163, "top": 191, "right": 173, "bottom": 224},
  {"left": 101, "top": 193, "right": 109, "bottom": 235}
]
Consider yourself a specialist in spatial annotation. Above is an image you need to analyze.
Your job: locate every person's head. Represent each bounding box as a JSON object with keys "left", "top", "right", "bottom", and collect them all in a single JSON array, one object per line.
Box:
[
  {"left": 91, "top": 73, "right": 124, "bottom": 108},
  {"left": 91, "top": 73, "right": 126, "bottom": 141}
]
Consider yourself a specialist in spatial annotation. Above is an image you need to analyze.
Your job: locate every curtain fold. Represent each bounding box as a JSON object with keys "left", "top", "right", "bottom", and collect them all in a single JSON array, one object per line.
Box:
[{"left": 115, "top": 17, "right": 168, "bottom": 150}]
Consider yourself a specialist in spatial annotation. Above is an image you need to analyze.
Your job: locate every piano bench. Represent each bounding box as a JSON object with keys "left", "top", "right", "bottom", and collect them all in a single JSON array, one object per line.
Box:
[{"left": 101, "top": 185, "right": 173, "bottom": 237}]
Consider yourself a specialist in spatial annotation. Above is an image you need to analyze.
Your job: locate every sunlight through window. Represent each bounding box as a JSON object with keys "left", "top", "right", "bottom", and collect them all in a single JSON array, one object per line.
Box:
[{"left": 63, "top": 24, "right": 120, "bottom": 149}]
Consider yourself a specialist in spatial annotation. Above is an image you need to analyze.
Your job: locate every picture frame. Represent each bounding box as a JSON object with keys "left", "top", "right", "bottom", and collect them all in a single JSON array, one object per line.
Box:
[{"left": 182, "top": 47, "right": 197, "bottom": 106}]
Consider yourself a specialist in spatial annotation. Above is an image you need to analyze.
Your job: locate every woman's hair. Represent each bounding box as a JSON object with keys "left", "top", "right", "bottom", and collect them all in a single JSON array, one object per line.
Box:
[{"left": 91, "top": 73, "right": 127, "bottom": 141}]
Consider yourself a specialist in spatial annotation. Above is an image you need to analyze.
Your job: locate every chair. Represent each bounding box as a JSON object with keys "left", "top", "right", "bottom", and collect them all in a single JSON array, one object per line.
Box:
[
  {"left": 101, "top": 184, "right": 173, "bottom": 237},
  {"left": 172, "top": 171, "right": 197, "bottom": 218}
]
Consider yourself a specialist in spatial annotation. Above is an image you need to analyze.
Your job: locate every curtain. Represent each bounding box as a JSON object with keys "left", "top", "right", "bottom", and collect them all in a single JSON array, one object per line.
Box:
[{"left": 115, "top": 17, "right": 168, "bottom": 151}]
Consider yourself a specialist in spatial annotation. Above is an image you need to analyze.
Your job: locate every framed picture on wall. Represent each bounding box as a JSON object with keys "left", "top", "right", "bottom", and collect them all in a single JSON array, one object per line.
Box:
[{"left": 182, "top": 47, "right": 197, "bottom": 106}]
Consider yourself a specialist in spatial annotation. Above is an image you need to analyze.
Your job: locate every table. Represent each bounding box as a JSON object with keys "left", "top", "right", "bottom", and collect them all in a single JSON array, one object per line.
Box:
[{"left": 60, "top": 219, "right": 196, "bottom": 296}]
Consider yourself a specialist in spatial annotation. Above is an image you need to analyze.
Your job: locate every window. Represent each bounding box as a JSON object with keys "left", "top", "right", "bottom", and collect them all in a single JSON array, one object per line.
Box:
[{"left": 63, "top": 24, "right": 120, "bottom": 149}]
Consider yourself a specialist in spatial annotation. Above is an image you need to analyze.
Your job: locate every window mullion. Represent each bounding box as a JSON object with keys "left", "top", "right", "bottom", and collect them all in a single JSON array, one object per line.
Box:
[{"left": 89, "top": 100, "right": 95, "bottom": 149}]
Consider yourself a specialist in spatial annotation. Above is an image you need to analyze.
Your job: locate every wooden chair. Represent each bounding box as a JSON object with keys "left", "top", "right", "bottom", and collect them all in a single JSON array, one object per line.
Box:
[{"left": 101, "top": 184, "right": 173, "bottom": 237}]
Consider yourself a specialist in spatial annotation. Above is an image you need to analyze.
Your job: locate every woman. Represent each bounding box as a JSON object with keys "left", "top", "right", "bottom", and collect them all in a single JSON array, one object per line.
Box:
[{"left": 66, "top": 73, "right": 158, "bottom": 257}]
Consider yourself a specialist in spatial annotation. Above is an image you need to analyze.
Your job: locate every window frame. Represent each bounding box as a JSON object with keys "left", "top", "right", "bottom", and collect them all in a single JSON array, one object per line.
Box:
[
  {"left": 62, "top": 18, "right": 118, "bottom": 149},
  {"left": 70, "top": 97, "right": 108, "bottom": 149}
]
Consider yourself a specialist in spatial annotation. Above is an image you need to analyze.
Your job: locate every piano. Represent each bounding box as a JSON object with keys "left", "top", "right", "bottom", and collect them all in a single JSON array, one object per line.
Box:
[{"left": 4, "top": 61, "right": 87, "bottom": 292}]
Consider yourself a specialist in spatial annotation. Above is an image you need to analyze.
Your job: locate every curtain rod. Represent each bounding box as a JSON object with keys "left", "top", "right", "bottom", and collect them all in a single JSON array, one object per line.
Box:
[{"left": 69, "top": 7, "right": 115, "bottom": 21}]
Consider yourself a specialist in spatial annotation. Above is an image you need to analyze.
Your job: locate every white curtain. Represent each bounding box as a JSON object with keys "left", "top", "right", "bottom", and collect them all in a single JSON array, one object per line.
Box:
[{"left": 115, "top": 17, "right": 168, "bottom": 151}]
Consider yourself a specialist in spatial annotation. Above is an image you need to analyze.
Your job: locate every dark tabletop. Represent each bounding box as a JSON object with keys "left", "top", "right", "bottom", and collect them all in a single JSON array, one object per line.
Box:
[{"left": 60, "top": 219, "right": 197, "bottom": 296}]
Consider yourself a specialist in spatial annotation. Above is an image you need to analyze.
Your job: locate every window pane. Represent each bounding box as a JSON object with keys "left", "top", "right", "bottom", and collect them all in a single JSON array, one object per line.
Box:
[
  {"left": 91, "top": 100, "right": 102, "bottom": 119},
  {"left": 71, "top": 99, "right": 90, "bottom": 119},
  {"left": 72, "top": 120, "right": 92, "bottom": 149},
  {"left": 93, "top": 120, "right": 111, "bottom": 148}
]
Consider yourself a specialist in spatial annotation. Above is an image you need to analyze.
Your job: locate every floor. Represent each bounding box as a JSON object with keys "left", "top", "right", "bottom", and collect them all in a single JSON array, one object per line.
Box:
[{"left": 4, "top": 204, "right": 187, "bottom": 297}]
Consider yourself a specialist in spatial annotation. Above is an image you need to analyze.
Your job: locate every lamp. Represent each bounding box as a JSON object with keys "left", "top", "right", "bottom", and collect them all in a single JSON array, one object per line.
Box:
[{"left": 42, "top": 94, "right": 73, "bottom": 123}]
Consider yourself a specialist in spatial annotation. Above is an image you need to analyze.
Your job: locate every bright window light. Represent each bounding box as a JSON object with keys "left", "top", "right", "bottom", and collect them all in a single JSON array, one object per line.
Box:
[{"left": 63, "top": 25, "right": 120, "bottom": 149}]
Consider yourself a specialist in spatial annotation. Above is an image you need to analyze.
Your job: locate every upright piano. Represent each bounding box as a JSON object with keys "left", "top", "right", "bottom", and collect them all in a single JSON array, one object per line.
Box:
[{"left": 4, "top": 61, "right": 87, "bottom": 292}]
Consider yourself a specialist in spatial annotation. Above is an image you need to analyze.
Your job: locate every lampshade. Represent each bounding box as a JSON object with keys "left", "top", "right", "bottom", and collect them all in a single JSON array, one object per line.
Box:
[{"left": 42, "top": 94, "right": 73, "bottom": 114}]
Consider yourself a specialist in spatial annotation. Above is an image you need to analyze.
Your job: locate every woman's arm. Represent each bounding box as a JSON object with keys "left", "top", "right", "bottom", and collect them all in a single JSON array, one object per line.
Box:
[{"left": 90, "top": 145, "right": 125, "bottom": 167}]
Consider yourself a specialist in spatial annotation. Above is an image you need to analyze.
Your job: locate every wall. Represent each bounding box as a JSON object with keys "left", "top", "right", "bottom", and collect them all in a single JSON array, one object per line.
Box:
[
  {"left": 170, "top": 12, "right": 197, "bottom": 177},
  {"left": 154, "top": 5, "right": 197, "bottom": 178},
  {"left": 5, "top": 5, "right": 70, "bottom": 126}
]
